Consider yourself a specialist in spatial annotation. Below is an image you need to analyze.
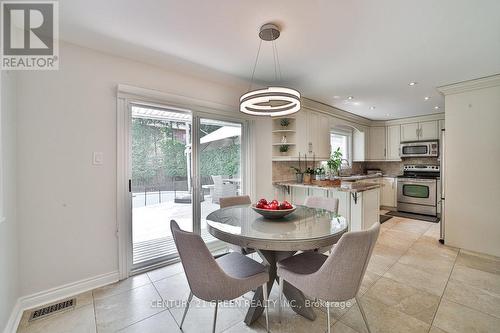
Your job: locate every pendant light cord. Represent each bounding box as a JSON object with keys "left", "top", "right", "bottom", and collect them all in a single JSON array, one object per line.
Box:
[
  {"left": 249, "top": 39, "right": 263, "bottom": 90},
  {"left": 273, "top": 39, "right": 282, "bottom": 81}
]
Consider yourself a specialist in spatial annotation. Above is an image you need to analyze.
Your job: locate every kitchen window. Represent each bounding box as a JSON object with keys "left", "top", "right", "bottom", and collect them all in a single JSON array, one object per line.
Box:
[{"left": 330, "top": 129, "right": 352, "bottom": 163}]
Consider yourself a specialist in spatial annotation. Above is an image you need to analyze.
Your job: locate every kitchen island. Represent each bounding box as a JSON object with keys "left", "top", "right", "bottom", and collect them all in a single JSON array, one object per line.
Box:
[{"left": 273, "top": 181, "right": 380, "bottom": 232}]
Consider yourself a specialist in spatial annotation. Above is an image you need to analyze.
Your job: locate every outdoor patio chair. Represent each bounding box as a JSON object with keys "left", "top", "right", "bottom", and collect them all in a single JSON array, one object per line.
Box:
[{"left": 211, "top": 175, "right": 237, "bottom": 204}]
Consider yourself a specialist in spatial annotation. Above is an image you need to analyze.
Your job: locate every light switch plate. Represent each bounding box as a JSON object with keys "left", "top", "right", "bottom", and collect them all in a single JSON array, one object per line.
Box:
[{"left": 93, "top": 152, "right": 104, "bottom": 165}]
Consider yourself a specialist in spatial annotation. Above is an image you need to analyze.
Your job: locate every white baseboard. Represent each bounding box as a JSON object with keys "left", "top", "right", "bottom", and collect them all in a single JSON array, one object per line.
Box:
[
  {"left": 3, "top": 299, "right": 22, "bottom": 333},
  {"left": 3, "top": 271, "right": 119, "bottom": 333}
]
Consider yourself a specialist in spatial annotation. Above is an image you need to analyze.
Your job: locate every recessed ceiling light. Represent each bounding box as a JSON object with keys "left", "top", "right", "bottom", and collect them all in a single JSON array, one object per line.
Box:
[
  {"left": 424, "top": 96, "right": 431, "bottom": 100},
  {"left": 347, "top": 96, "right": 354, "bottom": 100},
  {"left": 409, "top": 82, "right": 417, "bottom": 86},
  {"left": 434, "top": 106, "right": 440, "bottom": 110},
  {"left": 369, "top": 106, "right": 376, "bottom": 110}
]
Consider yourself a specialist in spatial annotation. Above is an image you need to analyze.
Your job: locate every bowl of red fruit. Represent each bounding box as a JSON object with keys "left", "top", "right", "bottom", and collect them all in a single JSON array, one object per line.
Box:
[{"left": 252, "top": 199, "right": 296, "bottom": 219}]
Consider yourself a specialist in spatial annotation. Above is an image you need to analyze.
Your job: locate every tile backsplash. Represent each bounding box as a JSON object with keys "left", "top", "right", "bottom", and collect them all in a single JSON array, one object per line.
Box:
[{"left": 273, "top": 157, "right": 439, "bottom": 181}]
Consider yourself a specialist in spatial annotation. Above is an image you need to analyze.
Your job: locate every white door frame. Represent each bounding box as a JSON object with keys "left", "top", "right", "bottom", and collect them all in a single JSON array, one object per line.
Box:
[{"left": 116, "top": 84, "right": 254, "bottom": 279}]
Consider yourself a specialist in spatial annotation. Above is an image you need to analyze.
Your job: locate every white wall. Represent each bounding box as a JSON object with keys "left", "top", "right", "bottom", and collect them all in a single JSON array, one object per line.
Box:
[
  {"left": 442, "top": 76, "right": 500, "bottom": 257},
  {"left": 16, "top": 42, "right": 250, "bottom": 297},
  {"left": 0, "top": 71, "right": 19, "bottom": 331}
]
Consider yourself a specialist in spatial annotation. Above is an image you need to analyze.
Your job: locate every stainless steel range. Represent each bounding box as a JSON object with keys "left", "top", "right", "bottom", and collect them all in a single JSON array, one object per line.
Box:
[{"left": 397, "top": 164, "right": 440, "bottom": 216}]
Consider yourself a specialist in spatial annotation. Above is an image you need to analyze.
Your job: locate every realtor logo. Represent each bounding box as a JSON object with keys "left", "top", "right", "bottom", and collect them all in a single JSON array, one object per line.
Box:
[{"left": 1, "top": 1, "right": 59, "bottom": 70}]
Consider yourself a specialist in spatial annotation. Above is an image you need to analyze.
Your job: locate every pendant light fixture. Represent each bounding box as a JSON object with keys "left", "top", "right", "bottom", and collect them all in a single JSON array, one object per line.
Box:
[{"left": 240, "top": 23, "right": 301, "bottom": 117}]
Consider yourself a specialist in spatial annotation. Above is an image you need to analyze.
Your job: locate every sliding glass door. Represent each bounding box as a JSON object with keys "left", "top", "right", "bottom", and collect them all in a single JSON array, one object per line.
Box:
[
  {"left": 129, "top": 103, "right": 246, "bottom": 271},
  {"left": 199, "top": 118, "right": 242, "bottom": 244},
  {"left": 131, "top": 105, "right": 193, "bottom": 267}
]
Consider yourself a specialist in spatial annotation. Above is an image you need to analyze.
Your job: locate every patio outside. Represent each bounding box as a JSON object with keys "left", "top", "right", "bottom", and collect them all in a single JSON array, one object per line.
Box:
[{"left": 131, "top": 106, "right": 241, "bottom": 265}]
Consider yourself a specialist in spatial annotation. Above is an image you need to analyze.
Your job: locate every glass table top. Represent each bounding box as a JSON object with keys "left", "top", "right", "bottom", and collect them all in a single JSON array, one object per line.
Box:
[{"left": 206, "top": 205, "right": 348, "bottom": 242}]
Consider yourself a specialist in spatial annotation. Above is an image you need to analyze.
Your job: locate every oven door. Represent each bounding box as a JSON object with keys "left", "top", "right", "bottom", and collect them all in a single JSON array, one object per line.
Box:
[{"left": 397, "top": 178, "right": 437, "bottom": 206}]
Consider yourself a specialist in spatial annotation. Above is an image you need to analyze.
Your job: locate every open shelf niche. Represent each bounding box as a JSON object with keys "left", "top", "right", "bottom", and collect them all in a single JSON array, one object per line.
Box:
[{"left": 272, "top": 116, "right": 297, "bottom": 160}]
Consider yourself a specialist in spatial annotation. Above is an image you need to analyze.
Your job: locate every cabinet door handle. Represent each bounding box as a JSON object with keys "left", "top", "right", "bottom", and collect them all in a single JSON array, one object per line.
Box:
[
  {"left": 384, "top": 148, "right": 386, "bottom": 157},
  {"left": 416, "top": 128, "right": 419, "bottom": 138}
]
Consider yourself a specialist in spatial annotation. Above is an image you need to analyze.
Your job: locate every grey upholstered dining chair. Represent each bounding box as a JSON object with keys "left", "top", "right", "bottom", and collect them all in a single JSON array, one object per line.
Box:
[
  {"left": 219, "top": 195, "right": 256, "bottom": 255},
  {"left": 304, "top": 196, "right": 339, "bottom": 253},
  {"left": 170, "top": 220, "right": 270, "bottom": 333},
  {"left": 276, "top": 222, "right": 380, "bottom": 333}
]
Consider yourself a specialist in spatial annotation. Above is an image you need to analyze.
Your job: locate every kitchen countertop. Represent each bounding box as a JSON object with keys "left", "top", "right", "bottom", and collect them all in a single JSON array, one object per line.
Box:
[{"left": 273, "top": 181, "right": 381, "bottom": 193}]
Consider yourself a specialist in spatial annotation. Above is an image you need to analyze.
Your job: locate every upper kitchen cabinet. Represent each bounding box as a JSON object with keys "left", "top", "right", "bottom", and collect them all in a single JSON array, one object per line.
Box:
[
  {"left": 306, "top": 110, "right": 331, "bottom": 159},
  {"left": 353, "top": 126, "right": 368, "bottom": 162},
  {"left": 401, "top": 120, "right": 439, "bottom": 142},
  {"left": 386, "top": 125, "right": 401, "bottom": 160},
  {"left": 368, "top": 126, "right": 386, "bottom": 160},
  {"left": 400, "top": 122, "right": 420, "bottom": 141},
  {"left": 419, "top": 121, "right": 439, "bottom": 140}
]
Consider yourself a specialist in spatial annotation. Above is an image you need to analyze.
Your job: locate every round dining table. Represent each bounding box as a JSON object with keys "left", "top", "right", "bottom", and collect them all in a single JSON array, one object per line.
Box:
[{"left": 206, "top": 204, "right": 348, "bottom": 325}]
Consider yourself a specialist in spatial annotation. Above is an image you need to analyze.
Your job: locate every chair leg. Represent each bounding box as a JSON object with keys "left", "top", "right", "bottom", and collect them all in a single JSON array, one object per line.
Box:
[
  {"left": 262, "top": 283, "right": 270, "bottom": 333},
  {"left": 326, "top": 301, "right": 331, "bottom": 333},
  {"left": 278, "top": 276, "right": 284, "bottom": 323},
  {"left": 355, "top": 296, "right": 372, "bottom": 333},
  {"left": 180, "top": 291, "right": 193, "bottom": 329},
  {"left": 212, "top": 301, "right": 219, "bottom": 333}
]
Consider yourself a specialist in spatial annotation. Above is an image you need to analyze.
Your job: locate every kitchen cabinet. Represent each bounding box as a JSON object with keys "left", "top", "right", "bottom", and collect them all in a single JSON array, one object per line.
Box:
[
  {"left": 386, "top": 125, "right": 401, "bottom": 160},
  {"left": 353, "top": 126, "right": 368, "bottom": 162},
  {"left": 380, "top": 177, "right": 397, "bottom": 207},
  {"left": 368, "top": 126, "right": 386, "bottom": 160},
  {"left": 276, "top": 184, "right": 380, "bottom": 232},
  {"left": 401, "top": 122, "right": 420, "bottom": 141},
  {"left": 306, "top": 111, "right": 331, "bottom": 159},
  {"left": 401, "top": 121, "right": 439, "bottom": 142},
  {"left": 419, "top": 121, "right": 439, "bottom": 140}
]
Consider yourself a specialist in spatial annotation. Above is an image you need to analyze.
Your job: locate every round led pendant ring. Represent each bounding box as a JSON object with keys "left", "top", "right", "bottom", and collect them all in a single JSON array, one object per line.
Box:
[{"left": 240, "top": 87, "right": 301, "bottom": 117}]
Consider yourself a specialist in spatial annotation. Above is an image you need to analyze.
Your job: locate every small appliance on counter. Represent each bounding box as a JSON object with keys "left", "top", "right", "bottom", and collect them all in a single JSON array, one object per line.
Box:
[{"left": 397, "top": 164, "right": 440, "bottom": 216}]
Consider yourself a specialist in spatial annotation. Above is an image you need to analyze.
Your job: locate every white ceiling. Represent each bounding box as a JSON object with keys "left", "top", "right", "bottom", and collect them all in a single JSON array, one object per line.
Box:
[{"left": 60, "top": 0, "right": 500, "bottom": 120}]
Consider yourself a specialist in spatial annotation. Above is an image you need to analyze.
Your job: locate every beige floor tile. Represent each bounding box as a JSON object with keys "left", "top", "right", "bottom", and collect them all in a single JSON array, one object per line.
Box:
[
  {"left": 222, "top": 321, "right": 268, "bottom": 333},
  {"left": 359, "top": 270, "right": 382, "bottom": 296},
  {"left": 93, "top": 273, "right": 151, "bottom": 301},
  {"left": 433, "top": 299, "right": 500, "bottom": 333},
  {"left": 365, "top": 277, "right": 440, "bottom": 324},
  {"left": 153, "top": 273, "right": 191, "bottom": 304},
  {"left": 423, "top": 223, "right": 441, "bottom": 239},
  {"left": 456, "top": 249, "right": 500, "bottom": 275},
  {"left": 94, "top": 284, "right": 163, "bottom": 332},
  {"left": 398, "top": 247, "right": 455, "bottom": 276},
  {"left": 450, "top": 264, "right": 500, "bottom": 295},
  {"left": 443, "top": 278, "right": 500, "bottom": 319},
  {"left": 410, "top": 237, "right": 459, "bottom": 261},
  {"left": 390, "top": 219, "right": 433, "bottom": 235},
  {"left": 118, "top": 309, "right": 180, "bottom": 332},
  {"left": 147, "top": 262, "right": 184, "bottom": 282},
  {"left": 380, "top": 218, "right": 398, "bottom": 231},
  {"left": 331, "top": 321, "right": 361, "bottom": 333},
  {"left": 366, "top": 254, "right": 397, "bottom": 276},
  {"left": 257, "top": 298, "right": 331, "bottom": 333},
  {"left": 17, "top": 304, "right": 96, "bottom": 333},
  {"left": 384, "top": 262, "right": 449, "bottom": 296},
  {"left": 340, "top": 295, "right": 430, "bottom": 333},
  {"left": 376, "top": 229, "right": 420, "bottom": 251},
  {"left": 428, "top": 326, "right": 447, "bottom": 333},
  {"left": 169, "top": 299, "right": 248, "bottom": 333}
]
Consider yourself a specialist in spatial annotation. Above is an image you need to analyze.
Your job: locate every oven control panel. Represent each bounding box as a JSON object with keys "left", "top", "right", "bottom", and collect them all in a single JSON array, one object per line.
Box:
[{"left": 403, "top": 165, "right": 440, "bottom": 172}]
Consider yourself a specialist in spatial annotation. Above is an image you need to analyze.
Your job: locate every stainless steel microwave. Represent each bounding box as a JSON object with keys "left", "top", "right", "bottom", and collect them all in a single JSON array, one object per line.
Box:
[{"left": 400, "top": 141, "right": 439, "bottom": 158}]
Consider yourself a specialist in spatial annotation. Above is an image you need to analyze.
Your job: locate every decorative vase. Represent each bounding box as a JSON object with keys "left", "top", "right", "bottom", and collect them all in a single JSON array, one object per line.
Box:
[
  {"left": 303, "top": 174, "right": 311, "bottom": 184},
  {"left": 295, "top": 173, "right": 303, "bottom": 183}
]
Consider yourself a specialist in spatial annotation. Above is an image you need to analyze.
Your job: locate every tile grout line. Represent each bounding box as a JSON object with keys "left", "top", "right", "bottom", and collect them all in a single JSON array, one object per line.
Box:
[
  {"left": 427, "top": 247, "right": 461, "bottom": 333},
  {"left": 91, "top": 291, "right": 99, "bottom": 333}
]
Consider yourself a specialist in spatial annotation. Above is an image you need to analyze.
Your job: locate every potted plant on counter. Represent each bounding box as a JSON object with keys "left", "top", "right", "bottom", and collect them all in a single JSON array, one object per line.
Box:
[
  {"left": 327, "top": 147, "right": 343, "bottom": 185},
  {"left": 304, "top": 167, "right": 314, "bottom": 184}
]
